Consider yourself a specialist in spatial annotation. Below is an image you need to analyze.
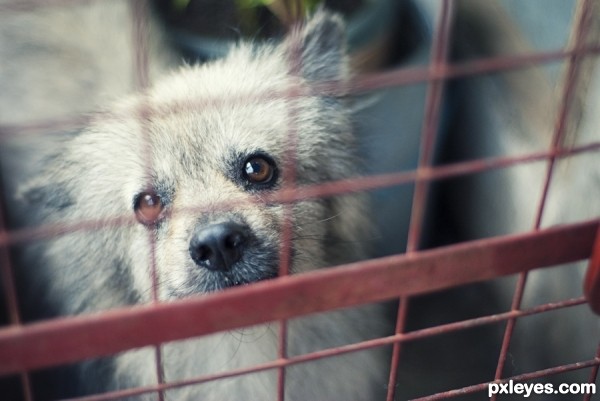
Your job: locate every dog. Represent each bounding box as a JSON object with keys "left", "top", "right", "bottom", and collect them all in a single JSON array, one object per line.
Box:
[
  {"left": 1, "top": 3, "right": 389, "bottom": 400},
  {"left": 443, "top": 0, "right": 600, "bottom": 392}
]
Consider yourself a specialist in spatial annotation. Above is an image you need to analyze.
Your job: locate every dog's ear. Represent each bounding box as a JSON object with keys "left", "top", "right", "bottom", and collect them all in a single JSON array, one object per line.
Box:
[{"left": 284, "top": 9, "right": 349, "bottom": 82}]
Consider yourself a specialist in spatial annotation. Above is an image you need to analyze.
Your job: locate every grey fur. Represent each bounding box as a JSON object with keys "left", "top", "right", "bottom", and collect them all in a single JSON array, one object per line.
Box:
[
  {"left": 2, "top": 4, "right": 388, "bottom": 400},
  {"left": 449, "top": 0, "right": 600, "bottom": 387}
]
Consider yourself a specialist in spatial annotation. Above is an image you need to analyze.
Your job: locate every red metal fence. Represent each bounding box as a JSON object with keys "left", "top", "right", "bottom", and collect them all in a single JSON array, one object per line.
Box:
[{"left": 0, "top": 0, "right": 599, "bottom": 400}]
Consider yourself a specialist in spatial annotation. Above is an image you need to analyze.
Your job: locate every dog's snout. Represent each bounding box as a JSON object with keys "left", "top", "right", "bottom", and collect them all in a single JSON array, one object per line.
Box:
[{"left": 189, "top": 222, "right": 249, "bottom": 271}]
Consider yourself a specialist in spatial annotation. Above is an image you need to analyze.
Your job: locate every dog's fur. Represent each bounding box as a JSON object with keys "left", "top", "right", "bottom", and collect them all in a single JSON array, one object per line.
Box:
[
  {"left": 1, "top": 3, "right": 388, "bottom": 400},
  {"left": 447, "top": 0, "right": 600, "bottom": 387}
]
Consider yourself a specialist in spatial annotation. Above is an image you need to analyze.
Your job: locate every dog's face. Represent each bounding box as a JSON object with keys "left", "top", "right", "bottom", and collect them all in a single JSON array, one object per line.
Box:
[
  {"left": 23, "top": 11, "right": 367, "bottom": 301},
  {"left": 127, "top": 86, "right": 318, "bottom": 297}
]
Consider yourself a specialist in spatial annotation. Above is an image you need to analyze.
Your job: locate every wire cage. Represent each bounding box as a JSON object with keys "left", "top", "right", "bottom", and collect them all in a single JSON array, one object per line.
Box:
[{"left": 0, "top": 0, "right": 599, "bottom": 400}]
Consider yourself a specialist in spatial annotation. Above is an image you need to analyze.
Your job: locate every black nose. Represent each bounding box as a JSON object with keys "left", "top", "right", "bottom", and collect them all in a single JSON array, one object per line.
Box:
[{"left": 189, "top": 222, "right": 249, "bottom": 271}]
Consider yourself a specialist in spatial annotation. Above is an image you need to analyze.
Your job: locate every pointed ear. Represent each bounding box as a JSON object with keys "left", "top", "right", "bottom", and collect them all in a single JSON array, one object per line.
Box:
[{"left": 284, "top": 9, "right": 349, "bottom": 82}]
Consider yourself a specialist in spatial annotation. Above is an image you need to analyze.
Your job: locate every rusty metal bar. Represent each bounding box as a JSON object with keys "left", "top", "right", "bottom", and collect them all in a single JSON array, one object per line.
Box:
[
  {"left": 1, "top": 141, "right": 597, "bottom": 250},
  {"left": 0, "top": 151, "right": 34, "bottom": 401},
  {"left": 583, "top": 344, "right": 600, "bottom": 401},
  {"left": 131, "top": 0, "right": 150, "bottom": 92},
  {"left": 351, "top": 44, "right": 600, "bottom": 95},
  {"left": 0, "top": 172, "right": 21, "bottom": 327},
  {"left": 2, "top": 42, "right": 600, "bottom": 140},
  {"left": 57, "top": 297, "right": 590, "bottom": 401},
  {"left": 275, "top": 11, "right": 309, "bottom": 401},
  {"left": 491, "top": 0, "right": 597, "bottom": 393},
  {"left": 129, "top": 0, "right": 165, "bottom": 398},
  {"left": 533, "top": 0, "right": 595, "bottom": 230},
  {"left": 0, "top": 219, "right": 596, "bottom": 376},
  {"left": 585, "top": 226, "right": 600, "bottom": 315},
  {"left": 406, "top": 0, "right": 455, "bottom": 253},
  {"left": 0, "top": 2, "right": 599, "bottom": 399},
  {"left": 386, "top": 296, "right": 409, "bottom": 401},
  {"left": 387, "top": 1, "right": 455, "bottom": 400}
]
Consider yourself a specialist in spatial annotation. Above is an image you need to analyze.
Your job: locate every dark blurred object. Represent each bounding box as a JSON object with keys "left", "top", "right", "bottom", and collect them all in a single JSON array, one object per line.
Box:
[
  {"left": 154, "top": 0, "right": 365, "bottom": 39},
  {"left": 153, "top": 0, "right": 403, "bottom": 70}
]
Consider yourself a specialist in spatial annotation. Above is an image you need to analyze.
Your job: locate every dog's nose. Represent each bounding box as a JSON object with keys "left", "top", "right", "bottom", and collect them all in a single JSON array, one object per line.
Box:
[{"left": 189, "top": 222, "right": 249, "bottom": 271}]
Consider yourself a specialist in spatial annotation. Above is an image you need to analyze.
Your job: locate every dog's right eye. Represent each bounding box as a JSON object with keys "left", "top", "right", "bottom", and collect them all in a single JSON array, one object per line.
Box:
[{"left": 134, "top": 191, "right": 164, "bottom": 225}]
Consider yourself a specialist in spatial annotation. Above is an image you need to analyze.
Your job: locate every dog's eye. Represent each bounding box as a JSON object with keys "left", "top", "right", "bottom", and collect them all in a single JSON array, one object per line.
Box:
[
  {"left": 134, "top": 191, "right": 164, "bottom": 225},
  {"left": 244, "top": 156, "right": 276, "bottom": 185}
]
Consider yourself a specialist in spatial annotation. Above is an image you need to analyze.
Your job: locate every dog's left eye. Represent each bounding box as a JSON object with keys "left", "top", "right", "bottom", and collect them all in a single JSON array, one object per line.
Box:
[
  {"left": 134, "top": 191, "right": 164, "bottom": 225},
  {"left": 243, "top": 156, "right": 277, "bottom": 186}
]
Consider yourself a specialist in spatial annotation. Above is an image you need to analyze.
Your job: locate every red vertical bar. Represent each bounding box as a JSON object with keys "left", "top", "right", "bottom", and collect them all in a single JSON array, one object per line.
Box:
[
  {"left": 405, "top": 0, "right": 455, "bottom": 254},
  {"left": 490, "top": 272, "right": 527, "bottom": 397},
  {"left": 386, "top": 2, "right": 455, "bottom": 400},
  {"left": 276, "top": 10, "right": 306, "bottom": 400},
  {"left": 582, "top": 343, "right": 600, "bottom": 401},
  {"left": 385, "top": 296, "right": 408, "bottom": 401},
  {"left": 0, "top": 167, "right": 21, "bottom": 340},
  {"left": 491, "top": 0, "right": 596, "bottom": 395},
  {"left": 0, "top": 190, "right": 21, "bottom": 325},
  {"left": 533, "top": 0, "right": 595, "bottom": 230},
  {"left": 130, "top": 0, "right": 165, "bottom": 399},
  {"left": 0, "top": 183, "right": 34, "bottom": 401},
  {"left": 131, "top": 0, "right": 150, "bottom": 92},
  {"left": 584, "top": 226, "right": 600, "bottom": 314}
]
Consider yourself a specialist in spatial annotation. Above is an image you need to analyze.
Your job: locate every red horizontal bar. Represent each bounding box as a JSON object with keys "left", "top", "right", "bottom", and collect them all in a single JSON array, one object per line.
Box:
[
  {"left": 2, "top": 44, "right": 600, "bottom": 138},
  {"left": 0, "top": 219, "right": 597, "bottom": 376},
  {"left": 59, "top": 297, "right": 589, "bottom": 401},
  {"left": 351, "top": 44, "right": 600, "bottom": 94},
  {"left": 1, "top": 142, "right": 598, "bottom": 248}
]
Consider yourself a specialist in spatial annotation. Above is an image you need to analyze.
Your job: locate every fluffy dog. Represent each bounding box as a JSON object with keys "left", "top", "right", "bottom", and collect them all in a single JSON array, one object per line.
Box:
[
  {"left": 446, "top": 0, "right": 600, "bottom": 390},
  {"left": 2, "top": 5, "right": 388, "bottom": 400}
]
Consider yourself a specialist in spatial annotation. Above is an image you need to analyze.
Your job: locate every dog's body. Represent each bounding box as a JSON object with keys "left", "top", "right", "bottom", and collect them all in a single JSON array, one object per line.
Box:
[
  {"left": 1, "top": 3, "right": 388, "bottom": 400},
  {"left": 447, "top": 0, "right": 600, "bottom": 385}
]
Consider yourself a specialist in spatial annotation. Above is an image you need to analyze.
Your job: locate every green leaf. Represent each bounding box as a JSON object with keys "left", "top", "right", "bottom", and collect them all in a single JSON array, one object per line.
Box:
[
  {"left": 236, "top": 0, "right": 324, "bottom": 12},
  {"left": 172, "top": 0, "right": 191, "bottom": 11},
  {"left": 236, "top": 0, "right": 275, "bottom": 9}
]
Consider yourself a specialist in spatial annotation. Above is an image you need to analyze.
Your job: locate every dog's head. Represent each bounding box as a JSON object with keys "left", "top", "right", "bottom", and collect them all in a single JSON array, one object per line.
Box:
[{"left": 21, "top": 11, "right": 369, "bottom": 301}]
